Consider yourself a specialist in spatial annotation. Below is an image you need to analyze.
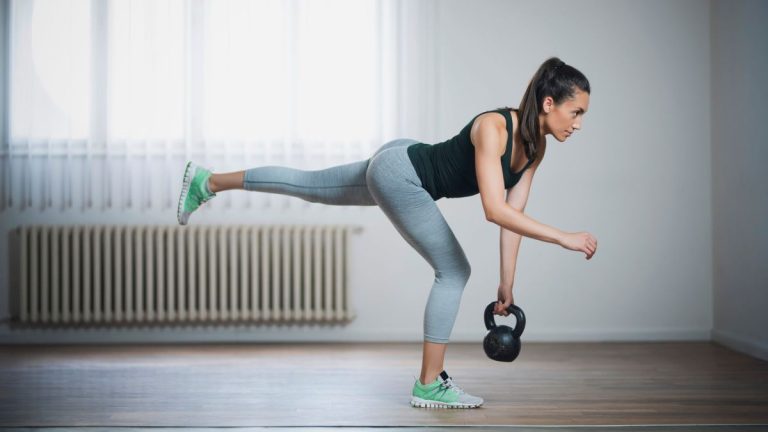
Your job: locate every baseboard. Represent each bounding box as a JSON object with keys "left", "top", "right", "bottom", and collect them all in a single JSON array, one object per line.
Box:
[
  {"left": 0, "top": 322, "right": 712, "bottom": 345},
  {"left": 711, "top": 328, "right": 768, "bottom": 361}
]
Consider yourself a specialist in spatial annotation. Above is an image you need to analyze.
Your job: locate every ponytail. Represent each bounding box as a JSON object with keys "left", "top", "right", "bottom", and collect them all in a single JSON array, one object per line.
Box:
[{"left": 497, "top": 57, "right": 590, "bottom": 161}]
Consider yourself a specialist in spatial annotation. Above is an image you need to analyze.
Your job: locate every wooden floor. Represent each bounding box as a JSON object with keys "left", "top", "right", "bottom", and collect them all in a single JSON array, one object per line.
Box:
[{"left": 0, "top": 342, "right": 766, "bottom": 429}]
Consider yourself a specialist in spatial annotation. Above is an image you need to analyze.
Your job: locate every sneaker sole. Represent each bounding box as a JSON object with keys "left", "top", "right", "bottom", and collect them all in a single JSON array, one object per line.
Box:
[
  {"left": 410, "top": 396, "right": 483, "bottom": 409},
  {"left": 177, "top": 161, "right": 196, "bottom": 225}
]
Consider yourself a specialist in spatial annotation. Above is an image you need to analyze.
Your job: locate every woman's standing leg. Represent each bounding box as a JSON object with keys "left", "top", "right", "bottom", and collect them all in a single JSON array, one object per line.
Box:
[{"left": 365, "top": 144, "right": 473, "bottom": 385}]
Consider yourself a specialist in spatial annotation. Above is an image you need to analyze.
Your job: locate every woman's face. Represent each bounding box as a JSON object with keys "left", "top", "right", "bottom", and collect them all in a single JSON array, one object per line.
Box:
[{"left": 543, "top": 89, "right": 590, "bottom": 142}]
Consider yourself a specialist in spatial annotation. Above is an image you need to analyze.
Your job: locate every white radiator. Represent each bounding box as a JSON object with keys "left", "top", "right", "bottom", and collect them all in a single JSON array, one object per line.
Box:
[{"left": 9, "top": 225, "right": 361, "bottom": 326}]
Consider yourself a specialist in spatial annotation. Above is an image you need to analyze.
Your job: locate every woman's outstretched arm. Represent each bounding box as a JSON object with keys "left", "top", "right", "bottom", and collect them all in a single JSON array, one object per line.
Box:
[
  {"left": 473, "top": 116, "right": 561, "bottom": 243},
  {"left": 473, "top": 116, "right": 596, "bottom": 257}
]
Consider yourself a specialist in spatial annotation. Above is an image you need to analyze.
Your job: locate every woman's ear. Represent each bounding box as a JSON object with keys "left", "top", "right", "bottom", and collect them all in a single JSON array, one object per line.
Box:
[{"left": 542, "top": 96, "right": 554, "bottom": 113}]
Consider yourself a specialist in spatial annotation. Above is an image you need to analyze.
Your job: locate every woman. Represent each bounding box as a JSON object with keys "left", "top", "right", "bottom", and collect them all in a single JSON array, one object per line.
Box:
[{"left": 177, "top": 56, "right": 598, "bottom": 409}]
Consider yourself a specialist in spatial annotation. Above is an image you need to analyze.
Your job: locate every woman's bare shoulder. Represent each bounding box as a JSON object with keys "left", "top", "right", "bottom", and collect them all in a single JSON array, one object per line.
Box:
[
  {"left": 475, "top": 111, "right": 507, "bottom": 129},
  {"left": 469, "top": 111, "right": 507, "bottom": 154}
]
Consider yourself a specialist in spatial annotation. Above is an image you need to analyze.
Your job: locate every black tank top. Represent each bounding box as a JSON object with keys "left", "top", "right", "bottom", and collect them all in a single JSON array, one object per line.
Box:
[{"left": 406, "top": 108, "right": 535, "bottom": 200}]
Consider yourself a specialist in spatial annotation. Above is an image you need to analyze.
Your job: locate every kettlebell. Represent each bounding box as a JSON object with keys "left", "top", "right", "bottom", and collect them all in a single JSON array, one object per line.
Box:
[{"left": 483, "top": 302, "right": 526, "bottom": 362}]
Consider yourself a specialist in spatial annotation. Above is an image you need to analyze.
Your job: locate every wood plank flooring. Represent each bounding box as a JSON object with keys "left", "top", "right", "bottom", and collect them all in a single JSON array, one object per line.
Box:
[{"left": 0, "top": 342, "right": 766, "bottom": 428}]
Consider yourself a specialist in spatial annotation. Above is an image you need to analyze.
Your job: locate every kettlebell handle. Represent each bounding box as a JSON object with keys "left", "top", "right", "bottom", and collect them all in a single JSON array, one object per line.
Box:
[{"left": 484, "top": 301, "right": 526, "bottom": 338}]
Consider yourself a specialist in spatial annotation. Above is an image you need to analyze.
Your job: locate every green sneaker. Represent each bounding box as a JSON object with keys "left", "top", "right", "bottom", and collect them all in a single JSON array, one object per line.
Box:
[
  {"left": 177, "top": 161, "right": 216, "bottom": 225},
  {"left": 410, "top": 370, "right": 483, "bottom": 409}
]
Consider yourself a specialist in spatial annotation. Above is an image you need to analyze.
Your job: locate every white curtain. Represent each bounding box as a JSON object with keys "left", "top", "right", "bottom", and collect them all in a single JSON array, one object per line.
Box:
[{"left": 1, "top": 0, "right": 438, "bottom": 212}]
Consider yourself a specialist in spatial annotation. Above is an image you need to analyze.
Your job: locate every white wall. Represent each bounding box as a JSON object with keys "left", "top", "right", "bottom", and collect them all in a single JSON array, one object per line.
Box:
[
  {"left": 710, "top": 0, "right": 768, "bottom": 361},
  {"left": 0, "top": 0, "right": 721, "bottom": 346},
  {"left": 432, "top": 0, "right": 713, "bottom": 342}
]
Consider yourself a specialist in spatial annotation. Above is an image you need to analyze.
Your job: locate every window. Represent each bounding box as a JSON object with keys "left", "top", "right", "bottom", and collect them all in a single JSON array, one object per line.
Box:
[
  {"left": 9, "top": 0, "right": 387, "bottom": 151},
  {"left": 1, "top": 0, "right": 438, "bottom": 210}
]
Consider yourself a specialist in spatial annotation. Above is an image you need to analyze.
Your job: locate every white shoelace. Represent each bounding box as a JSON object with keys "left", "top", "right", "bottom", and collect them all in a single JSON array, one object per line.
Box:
[{"left": 440, "top": 376, "right": 466, "bottom": 395}]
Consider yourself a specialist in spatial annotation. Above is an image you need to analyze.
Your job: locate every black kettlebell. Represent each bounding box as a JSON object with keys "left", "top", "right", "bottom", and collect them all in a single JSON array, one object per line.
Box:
[{"left": 483, "top": 302, "right": 526, "bottom": 362}]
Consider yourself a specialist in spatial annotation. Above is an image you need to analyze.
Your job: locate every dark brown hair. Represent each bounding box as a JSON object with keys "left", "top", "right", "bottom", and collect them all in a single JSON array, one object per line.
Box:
[{"left": 498, "top": 57, "right": 591, "bottom": 161}]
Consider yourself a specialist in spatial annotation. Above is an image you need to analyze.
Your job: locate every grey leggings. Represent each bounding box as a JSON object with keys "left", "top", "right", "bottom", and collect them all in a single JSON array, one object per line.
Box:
[{"left": 243, "top": 138, "right": 471, "bottom": 343}]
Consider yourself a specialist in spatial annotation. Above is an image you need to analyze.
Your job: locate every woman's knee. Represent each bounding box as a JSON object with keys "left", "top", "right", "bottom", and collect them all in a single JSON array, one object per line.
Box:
[{"left": 435, "top": 259, "right": 471, "bottom": 286}]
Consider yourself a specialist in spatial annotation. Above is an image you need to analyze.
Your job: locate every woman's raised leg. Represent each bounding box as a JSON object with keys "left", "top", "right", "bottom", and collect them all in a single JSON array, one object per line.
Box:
[
  {"left": 203, "top": 160, "right": 378, "bottom": 206},
  {"left": 210, "top": 138, "right": 419, "bottom": 206}
]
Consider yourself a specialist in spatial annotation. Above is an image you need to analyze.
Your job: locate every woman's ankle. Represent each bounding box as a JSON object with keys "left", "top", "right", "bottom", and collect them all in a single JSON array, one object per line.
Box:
[
  {"left": 209, "top": 171, "right": 245, "bottom": 193},
  {"left": 419, "top": 370, "right": 442, "bottom": 385}
]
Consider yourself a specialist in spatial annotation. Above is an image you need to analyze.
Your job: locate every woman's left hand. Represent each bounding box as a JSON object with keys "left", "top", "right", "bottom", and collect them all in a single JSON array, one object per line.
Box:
[{"left": 494, "top": 284, "right": 515, "bottom": 316}]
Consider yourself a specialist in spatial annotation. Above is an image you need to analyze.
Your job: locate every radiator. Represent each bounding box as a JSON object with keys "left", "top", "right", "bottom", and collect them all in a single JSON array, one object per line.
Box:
[{"left": 8, "top": 224, "right": 361, "bottom": 326}]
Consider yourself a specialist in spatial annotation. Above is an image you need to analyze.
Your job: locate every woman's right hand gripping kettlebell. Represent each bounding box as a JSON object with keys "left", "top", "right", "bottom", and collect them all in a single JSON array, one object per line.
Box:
[
  {"left": 559, "top": 231, "right": 598, "bottom": 260},
  {"left": 494, "top": 284, "right": 514, "bottom": 317}
]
